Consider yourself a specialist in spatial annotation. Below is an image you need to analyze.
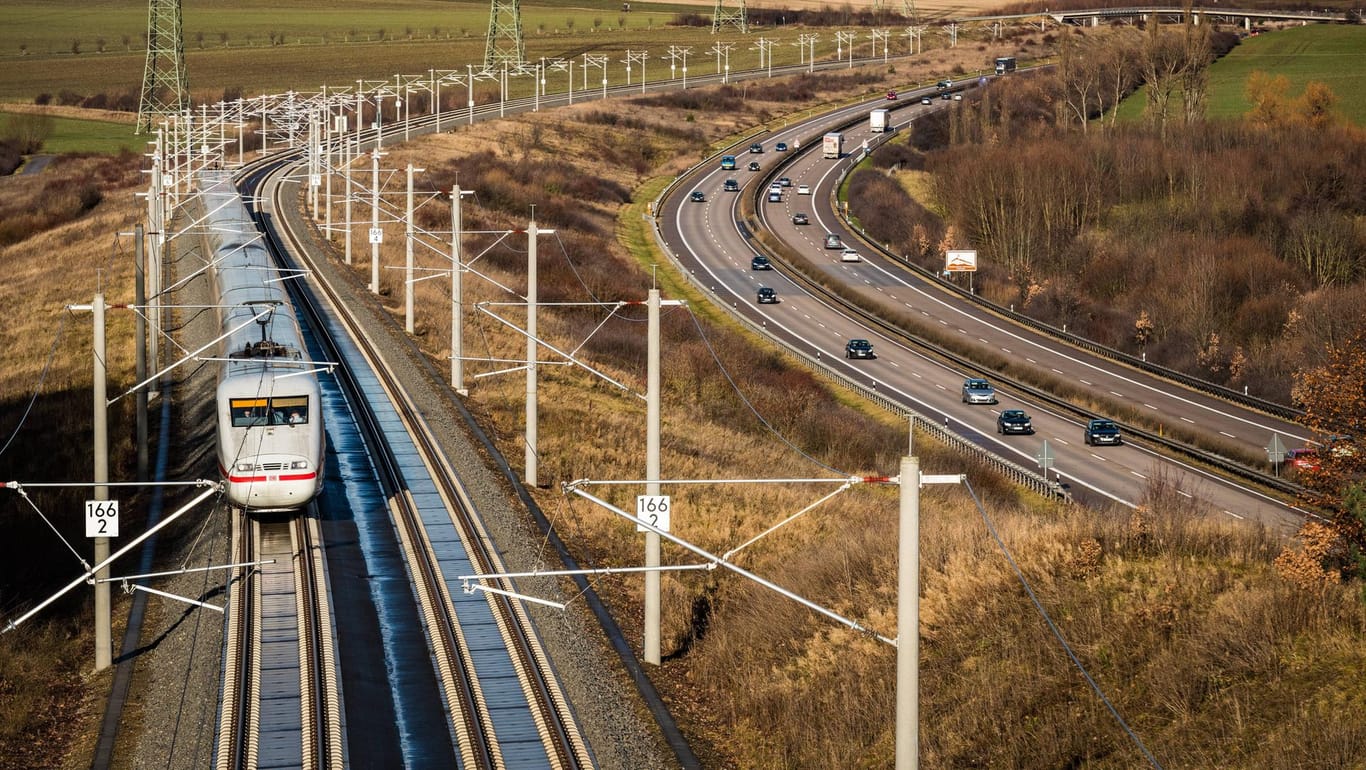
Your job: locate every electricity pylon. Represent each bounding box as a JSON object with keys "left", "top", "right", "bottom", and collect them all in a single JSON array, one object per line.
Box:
[
  {"left": 136, "top": 0, "right": 189, "bottom": 134},
  {"left": 484, "top": 0, "right": 525, "bottom": 71},
  {"left": 712, "top": 0, "right": 748, "bottom": 34}
]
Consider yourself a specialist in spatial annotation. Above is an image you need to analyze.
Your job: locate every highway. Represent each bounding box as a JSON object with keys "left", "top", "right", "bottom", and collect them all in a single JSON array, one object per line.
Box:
[{"left": 657, "top": 85, "right": 1311, "bottom": 532}]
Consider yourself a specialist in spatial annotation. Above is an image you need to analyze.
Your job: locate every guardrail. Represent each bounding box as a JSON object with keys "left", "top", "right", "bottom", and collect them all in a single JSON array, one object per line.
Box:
[
  {"left": 652, "top": 92, "right": 1313, "bottom": 504},
  {"left": 647, "top": 126, "right": 1069, "bottom": 502}
]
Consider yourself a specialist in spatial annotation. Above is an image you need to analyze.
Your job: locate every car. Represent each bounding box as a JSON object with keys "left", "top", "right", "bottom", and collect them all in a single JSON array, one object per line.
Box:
[
  {"left": 797, "top": 184, "right": 811, "bottom": 195},
  {"left": 840, "top": 248, "right": 862, "bottom": 263},
  {"left": 749, "top": 142, "right": 764, "bottom": 153},
  {"left": 1083, "top": 419, "right": 1123, "bottom": 446},
  {"left": 1287, "top": 447, "right": 1319, "bottom": 471},
  {"left": 996, "top": 409, "right": 1034, "bottom": 435},
  {"left": 961, "top": 378, "right": 997, "bottom": 405},
  {"left": 689, "top": 190, "right": 705, "bottom": 202},
  {"left": 887, "top": 90, "right": 898, "bottom": 100},
  {"left": 937, "top": 79, "right": 953, "bottom": 90},
  {"left": 775, "top": 141, "right": 789, "bottom": 152},
  {"left": 792, "top": 212, "right": 809, "bottom": 225},
  {"left": 723, "top": 178, "right": 739, "bottom": 192},
  {"left": 845, "top": 339, "right": 875, "bottom": 359},
  {"left": 920, "top": 95, "right": 932, "bottom": 105},
  {"left": 767, "top": 191, "right": 782, "bottom": 203},
  {"left": 824, "top": 233, "right": 843, "bottom": 249},
  {"left": 953, "top": 93, "right": 963, "bottom": 101},
  {"left": 751, "top": 254, "right": 772, "bottom": 270},
  {"left": 756, "top": 286, "right": 778, "bottom": 304},
  {"left": 721, "top": 154, "right": 737, "bottom": 170},
  {"left": 748, "top": 161, "right": 761, "bottom": 171},
  {"left": 778, "top": 177, "right": 792, "bottom": 187},
  {"left": 941, "top": 91, "right": 952, "bottom": 101}
]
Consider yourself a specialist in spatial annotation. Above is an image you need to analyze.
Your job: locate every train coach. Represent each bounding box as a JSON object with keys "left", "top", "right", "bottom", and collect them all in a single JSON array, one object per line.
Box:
[{"left": 199, "top": 171, "right": 325, "bottom": 512}]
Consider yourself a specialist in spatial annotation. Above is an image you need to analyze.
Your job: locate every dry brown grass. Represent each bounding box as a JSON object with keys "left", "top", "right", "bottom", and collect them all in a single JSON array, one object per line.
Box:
[
  {"left": 0, "top": 157, "right": 146, "bottom": 770},
  {"left": 304, "top": 65, "right": 1366, "bottom": 768},
  {"left": 5, "top": 48, "right": 1364, "bottom": 769}
]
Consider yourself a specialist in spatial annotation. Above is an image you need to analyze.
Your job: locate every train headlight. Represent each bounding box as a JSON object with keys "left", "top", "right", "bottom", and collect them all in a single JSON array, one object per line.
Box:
[
  {"left": 235, "top": 462, "right": 255, "bottom": 473},
  {"left": 290, "top": 460, "right": 309, "bottom": 470}
]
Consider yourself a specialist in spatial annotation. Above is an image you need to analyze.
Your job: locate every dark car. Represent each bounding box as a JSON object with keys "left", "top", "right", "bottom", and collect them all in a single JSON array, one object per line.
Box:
[
  {"left": 961, "top": 378, "right": 997, "bottom": 404},
  {"left": 723, "top": 178, "right": 740, "bottom": 192},
  {"left": 689, "top": 190, "right": 705, "bottom": 202},
  {"left": 757, "top": 286, "right": 778, "bottom": 304},
  {"left": 941, "top": 91, "right": 952, "bottom": 100},
  {"left": 997, "top": 409, "right": 1034, "bottom": 435},
  {"left": 792, "top": 212, "right": 809, "bottom": 225},
  {"left": 748, "top": 161, "right": 761, "bottom": 171},
  {"left": 937, "top": 79, "right": 953, "bottom": 90},
  {"left": 845, "top": 339, "right": 875, "bottom": 359},
  {"left": 775, "top": 141, "right": 789, "bottom": 152},
  {"left": 1083, "top": 419, "right": 1123, "bottom": 446},
  {"left": 749, "top": 142, "right": 764, "bottom": 153},
  {"left": 751, "top": 254, "right": 772, "bottom": 270}
]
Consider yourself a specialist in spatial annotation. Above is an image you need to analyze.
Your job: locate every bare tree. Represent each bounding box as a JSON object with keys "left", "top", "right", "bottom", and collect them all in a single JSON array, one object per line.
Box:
[
  {"left": 1140, "top": 22, "right": 1187, "bottom": 137},
  {"left": 1178, "top": 12, "right": 1213, "bottom": 125},
  {"left": 1057, "top": 31, "right": 1103, "bottom": 132}
]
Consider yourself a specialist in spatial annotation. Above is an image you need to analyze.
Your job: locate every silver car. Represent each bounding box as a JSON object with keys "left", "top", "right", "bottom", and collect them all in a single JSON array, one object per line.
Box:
[{"left": 961, "top": 378, "right": 997, "bottom": 404}]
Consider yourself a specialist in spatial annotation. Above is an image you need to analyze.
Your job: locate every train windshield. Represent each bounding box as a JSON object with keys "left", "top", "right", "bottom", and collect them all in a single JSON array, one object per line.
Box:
[{"left": 230, "top": 396, "right": 310, "bottom": 427}]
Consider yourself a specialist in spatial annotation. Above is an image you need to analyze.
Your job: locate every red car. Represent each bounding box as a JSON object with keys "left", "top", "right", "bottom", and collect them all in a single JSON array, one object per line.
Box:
[
  {"left": 1287, "top": 448, "right": 1319, "bottom": 471},
  {"left": 886, "top": 91, "right": 898, "bottom": 100}
]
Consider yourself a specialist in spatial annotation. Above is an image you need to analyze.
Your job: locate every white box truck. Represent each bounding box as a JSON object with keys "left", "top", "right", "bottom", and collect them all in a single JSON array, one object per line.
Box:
[
  {"left": 822, "top": 132, "right": 843, "bottom": 159},
  {"left": 869, "top": 108, "right": 889, "bottom": 133}
]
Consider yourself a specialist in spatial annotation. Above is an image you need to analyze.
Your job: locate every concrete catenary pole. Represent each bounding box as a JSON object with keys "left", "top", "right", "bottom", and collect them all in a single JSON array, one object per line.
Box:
[
  {"left": 644, "top": 287, "right": 662, "bottom": 665},
  {"left": 896, "top": 452, "right": 920, "bottom": 769},
  {"left": 525, "top": 220, "right": 538, "bottom": 487},
  {"left": 405, "top": 163, "right": 415, "bottom": 334},
  {"left": 451, "top": 184, "right": 466, "bottom": 393},
  {"left": 93, "top": 293, "right": 111, "bottom": 671},
  {"left": 370, "top": 150, "right": 381, "bottom": 293},
  {"left": 134, "top": 226, "right": 148, "bottom": 482}
]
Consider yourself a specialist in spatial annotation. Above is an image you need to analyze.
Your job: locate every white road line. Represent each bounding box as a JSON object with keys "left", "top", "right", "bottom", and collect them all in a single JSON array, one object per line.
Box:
[
  {"left": 1090, "top": 454, "right": 1106, "bottom": 462},
  {"left": 1224, "top": 510, "right": 1245, "bottom": 519},
  {"left": 1220, "top": 431, "right": 1236, "bottom": 438},
  {"left": 1131, "top": 471, "right": 1147, "bottom": 479},
  {"left": 1180, "top": 417, "right": 1195, "bottom": 424},
  {"left": 1026, "top": 358, "right": 1037, "bottom": 363},
  {"left": 1144, "top": 403, "right": 1157, "bottom": 409},
  {"left": 1052, "top": 368, "right": 1064, "bottom": 374},
  {"left": 1177, "top": 491, "right": 1193, "bottom": 498},
  {"left": 1001, "top": 348, "right": 1011, "bottom": 354},
  {"left": 1109, "top": 391, "right": 1123, "bottom": 397},
  {"left": 1079, "top": 379, "right": 1092, "bottom": 385}
]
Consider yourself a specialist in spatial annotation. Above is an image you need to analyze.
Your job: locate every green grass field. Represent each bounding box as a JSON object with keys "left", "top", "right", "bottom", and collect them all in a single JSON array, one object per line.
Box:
[
  {"left": 16, "top": 113, "right": 145, "bottom": 155},
  {"left": 1114, "top": 24, "right": 1366, "bottom": 125}
]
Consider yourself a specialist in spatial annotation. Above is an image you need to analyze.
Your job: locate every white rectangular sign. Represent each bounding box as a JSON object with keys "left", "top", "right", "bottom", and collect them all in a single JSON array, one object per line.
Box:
[
  {"left": 368, "top": 227, "right": 383, "bottom": 244},
  {"left": 636, "top": 495, "right": 671, "bottom": 533},
  {"left": 85, "top": 499, "right": 119, "bottom": 538},
  {"left": 945, "top": 249, "right": 978, "bottom": 272},
  {"left": 309, "top": 173, "right": 321, "bottom": 187}
]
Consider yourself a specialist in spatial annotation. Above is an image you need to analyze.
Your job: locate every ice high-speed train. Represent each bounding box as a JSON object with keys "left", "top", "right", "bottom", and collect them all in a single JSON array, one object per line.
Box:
[{"left": 200, "top": 171, "right": 325, "bottom": 512}]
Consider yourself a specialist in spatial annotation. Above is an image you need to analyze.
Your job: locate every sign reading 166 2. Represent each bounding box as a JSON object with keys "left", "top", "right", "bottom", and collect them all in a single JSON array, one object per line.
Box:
[
  {"left": 636, "top": 495, "right": 671, "bottom": 533},
  {"left": 85, "top": 499, "right": 119, "bottom": 538}
]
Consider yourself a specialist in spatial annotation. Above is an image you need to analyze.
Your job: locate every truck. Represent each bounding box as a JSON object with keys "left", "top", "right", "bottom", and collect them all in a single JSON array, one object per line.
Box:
[
  {"left": 995, "top": 56, "right": 1017, "bottom": 74},
  {"left": 822, "top": 132, "right": 843, "bottom": 159},
  {"left": 869, "top": 108, "right": 889, "bottom": 133}
]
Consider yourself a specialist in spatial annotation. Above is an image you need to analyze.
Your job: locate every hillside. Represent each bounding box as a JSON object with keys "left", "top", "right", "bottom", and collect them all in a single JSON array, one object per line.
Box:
[{"left": 3, "top": 17, "right": 1366, "bottom": 770}]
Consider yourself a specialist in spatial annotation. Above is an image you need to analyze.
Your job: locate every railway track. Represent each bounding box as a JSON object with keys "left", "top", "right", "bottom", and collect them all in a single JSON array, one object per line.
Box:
[
  {"left": 252, "top": 157, "right": 593, "bottom": 767},
  {"left": 218, "top": 512, "right": 340, "bottom": 769}
]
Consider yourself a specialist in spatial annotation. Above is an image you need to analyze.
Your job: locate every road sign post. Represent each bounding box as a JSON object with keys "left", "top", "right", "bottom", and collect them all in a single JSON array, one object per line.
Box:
[
  {"left": 1267, "top": 433, "right": 1286, "bottom": 477},
  {"left": 1036, "top": 439, "right": 1055, "bottom": 481}
]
